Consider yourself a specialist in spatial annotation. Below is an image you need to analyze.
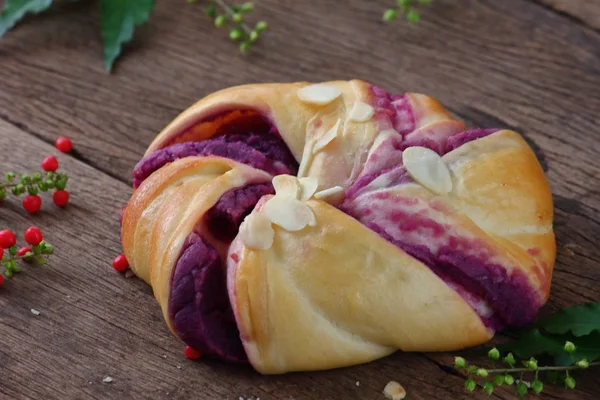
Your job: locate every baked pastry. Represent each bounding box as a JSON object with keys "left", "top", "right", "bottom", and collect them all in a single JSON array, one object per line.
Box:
[{"left": 121, "top": 80, "right": 555, "bottom": 374}]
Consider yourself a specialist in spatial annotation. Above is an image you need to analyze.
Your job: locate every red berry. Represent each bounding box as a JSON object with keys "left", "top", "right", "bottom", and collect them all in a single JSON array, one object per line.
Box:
[
  {"left": 112, "top": 254, "right": 129, "bottom": 272},
  {"left": 55, "top": 137, "right": 73, "bottom": 153},
  {"left": 184, "top": 346, "right": 202, "bottom": 360},
  {"left": 41, "top": 155, "right": 59, "bottom": 172},
  {"left": 24, "top": 226, "right": 43, "bottom": 246},
  {"left": 22, "top": 195, "right": 42, "bottom": 214},
  {"left": 53, "top": 190, "right": 70, "bottom": 207},
  {"left": 17, "top": 247, "right": 32, "bottom": 257},
  {"left": 0, "top": 230, "right": 16, "bottom": 249}
]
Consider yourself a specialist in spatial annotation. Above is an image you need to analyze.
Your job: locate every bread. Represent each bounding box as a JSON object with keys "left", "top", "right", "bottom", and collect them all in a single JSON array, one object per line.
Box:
[{"left": 121, "top": 80, "right": 555, "bottom": 374}]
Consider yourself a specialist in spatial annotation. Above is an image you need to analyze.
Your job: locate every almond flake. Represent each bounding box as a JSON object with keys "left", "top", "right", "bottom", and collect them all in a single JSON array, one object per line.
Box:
[
  {"left": 314, "top": 119, "right": 341, "bottom": 153},
  {"left": 272, "top": 175, "right": 301, "bottom": 199},
  {"left": 262, "top": 196, "right": 316, "bottom": 231},
  {"left": 297, "top": 140, "right": 315, "bottom": 178},
  {"left": 314, "top": 186, "right": 344, "bottom": 204},
  {"left": 348, "top": 101, "right": 374, "bottom": 122},
  {"left": 299, "top": 177, "right": 319, "bottom": 201},
  {"left": 383, "top": 381, "right": 406, "bottom": 400},
  {"left": 297, "top": 84, "right": 342, "bottom": 105},
  {"left": 239, "top": 213, "right": 275, "bottom": 250},
  {"left": 403, "top": 146, "right": 453, "bottom": 194}
]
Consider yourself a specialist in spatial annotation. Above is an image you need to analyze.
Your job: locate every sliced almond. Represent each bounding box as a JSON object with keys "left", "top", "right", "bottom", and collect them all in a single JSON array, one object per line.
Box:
[
  {"left": 297, "top": 84, "right": 342, "bottom": 105},
  {"left": 403, "top": 146, "right": 453, "bottom": 194},
  {"left": 297, "top": 140, "right": 315, "bottom": 178},
  {"left": 298, "top": 177, "right": 319, "bottom": 201},
  {"left": 272, "top": 175, "right": 301, "bottom": 199},
  {"left": 239, "top": 213, "right": 275, "bottom": 250},
  {"left": 314, "top": 186, "right": 344, "bottom": 204},
  {"left": 383, "top": 381, "right": 406, "bottom": 400},
  {"left": 314, "top": 119, "right": 341, "bottom": 153},
  {"left": 348, "top": 101, "right": 375, "bottom": 122},
  {"left": 262, "top": 196, "right": 316, "bottom": 231}
]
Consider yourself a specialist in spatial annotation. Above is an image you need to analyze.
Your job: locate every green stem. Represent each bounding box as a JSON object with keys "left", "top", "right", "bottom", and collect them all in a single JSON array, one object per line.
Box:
[
  {"left": 486, "top": 362, "right": 600, "bottom": 374},
  {"left": 214, "top": 0, "right": 253, "bottom": 34}
]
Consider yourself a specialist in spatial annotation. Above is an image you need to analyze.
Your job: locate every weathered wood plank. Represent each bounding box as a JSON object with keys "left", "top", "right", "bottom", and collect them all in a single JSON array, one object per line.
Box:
[
  {"left": 0, "top": 120, "right": 513, "bottom": 400},
  {"left": 529, "top": 0, "right": 600, "bottom": 30}
]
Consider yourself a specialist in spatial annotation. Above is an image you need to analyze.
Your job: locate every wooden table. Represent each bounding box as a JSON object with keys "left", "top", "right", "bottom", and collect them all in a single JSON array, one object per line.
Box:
[{"left": 1, "top": 0, "right": 599, "bottom": 399}]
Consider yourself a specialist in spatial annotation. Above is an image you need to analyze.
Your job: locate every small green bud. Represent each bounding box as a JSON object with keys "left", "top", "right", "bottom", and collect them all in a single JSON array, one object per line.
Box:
[
  {"left": 255, "top": 21, "right": 267, "bottom": 32},
  {"left": 43, "top": 243, "right": 54, "bottom": 255},
  {"left": 464, "top": 379, "right": 476, "bottom": 392},
  {"left": 249, "top": 30, "right": 259, "bottom": 42},
  {"left": 576, "top": 359, "right": 589, "bottom": 369},
  {"left": 232, "top": 13, "right": 243, "bottom": 23},
  {"left": 482, "top": 382, "right": 494, "bottom": 395},
  {"left": 5, "top": 172, "right": 16, "bottom": 181},
  {"left": 476, "top": 368, "right": 488, "bottom": 378},
  {"left": 516, "top": 382, "right": 528, "bottom": 396},
  {"left": 240, "top": 41, "right": 251, "bottom": 53},
  {"left": 20, "top": 174, "right": 31, "bottom": 184},
  {"left": 215, "top": 15, "right": 226, "bottom": 27},
  {"left": 28, "top": 185, "right": 39, "bottom": 195},
  {"left": 565, "top": 376, "right": 576, "bottom": 389},
  {"left": 383, "top": 9, "right": 398, "bottom": 21},
  {"left": 564, "top": 341, "right": 576, "bottom": 354},
  {"left": 241, "top": 2, "right": 254, "bottom": 13},
  {"left": 229, "top": 28, "right": 243, "bottom": 41},
  {"left": 525, "top": 357, "right": 538, "bottom": 371},
  {"left": 46, "top": 179, "right": 55, "bottom": 189},
  {"left": 503, "top": 353, "right": 516, "bottom": 367},
  {"left": 9, "top": 246, "right": 17, "bottom": 256},
  {"left": 47, "top": 171, "right": 55, "bottom": 179},
  {"left": 532, "top": 380, "right": 543, "bottom": 394},
  {"left": 32, "top": 172, "right": 42, "bottom": 182},
  {"left": 504, "top": 374, "right": 515, "bottom": 385},
  {"left": 493, "top": 375, "right": 505, "bottom": 386},
  {"left": 38, "top": 181, "right": 49, "bottom": 192},
  {"left": 487, "top": 348, "right": 500, "bottom": 361},
  {"left": 454, "top": 356, "right": 466, "bottom": 369},
  {"left": 407, "top": 10, "right": 420, "bottom": 23},
  {"left": 206, "top": 6, "right": 216, "bottom": 18}
]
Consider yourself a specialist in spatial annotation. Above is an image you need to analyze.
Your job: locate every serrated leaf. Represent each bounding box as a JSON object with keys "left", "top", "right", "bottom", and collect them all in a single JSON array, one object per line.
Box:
[
  {"left": 100, "top": 0, "right": 155, "bottom": 72},
  {"left": 537, "top": 302, "right": 600, "bottom": 337},
  {"left": 499, "top": 329, "right": 600, "bottom": 366},
  {"left": 0, "top": 0, "right": 53, "bottom": 37}
]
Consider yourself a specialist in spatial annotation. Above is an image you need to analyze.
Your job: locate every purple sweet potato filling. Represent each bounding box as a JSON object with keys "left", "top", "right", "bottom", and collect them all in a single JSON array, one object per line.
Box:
[
  {"left": 133, "top": 133, "right": 298, "bottom": 187},
  {"left": 168, "top": 232, "right": 247, "bottom": 363},
  {"left": 364, "top": 222, "right": 540, "bottom": 329},
  {"left": 204, "top": 183, "right": 275, "bottom": 242},
  {"left": 446, "top": 129, "right": 499, "bottom": 153}
]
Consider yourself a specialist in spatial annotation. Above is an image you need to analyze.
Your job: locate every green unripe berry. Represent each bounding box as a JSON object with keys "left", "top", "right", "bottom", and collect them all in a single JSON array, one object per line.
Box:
[
  {"left": 232, "top": 13, "right": 243, "bottom": 23},
  {"left": 5, "top": 172, "right": 16, "bottom": 181},
  {"left": 20, "top": 174, "right": 31, "bottom": 184},
  {"left": 38, "top": 181, "right": 49, "bottom": 192},
  {"left": 576, "top": 359, "right": 589, "bottom": 369},
  {"left": 516, "top": 382, "right": 528, "bottom": 396},
  {"left": 504, "top": 353, "right": 516, "bottom": 367},
  {"left": 45, "top": 180, "right": 55, "bottom": 189},
  {"left": 525, "top": 357, "right": 538, "bottom": 371},
  {"left": 249, "top": 30, "right": 259, "bottom": 43},
  {"left": 28, "top": 185, "right": 39, "bottom": 195},
  {"left": 255, "top": 21, "right": 267, "bottom": 32},
  {"left": 383, "top": 9, "right": 398, "bottom": 21},
  {"left": 482, "top": 382, "right": 494, "bottom": 395},
  {"left": 564, "top": 341, "right": 576, "bottom": 354},
  {"left": 241, "top": 2, "right": 254, "bottom": 13},
  {"left": 493, "top": 375, "right": 505, "bottom": 386},
  {"left": 454, "top": 356, "right": 466, "bottom": 369},
  {"left": 407, "top": 10, "right": 420, "bottom": 23},
  {"left": 504, "top": 374, "right": 515, "bottom": 385},
  {"left": 487, "top": 348, "right": 500, "bottom": 361},
  {"left": 229, "top": 28, "right": 243, "bottom": 41},
  {"left": 476, "top": 368, "right": 488, "bottom": 378},
  {"left": 464, "top": 379, "right": 476, "bottom": 392},
  {"left": 240, "top": 41, "right": 251, "bottom": 53},
  {"left": 215, "top": 15, "right": 226, "bottom": 27},
  {"left": 532, "top": 380, "right": 543, "bottom": 394},
  {"left": 565, "top": 376, "right": 576, "bottom": 389}
]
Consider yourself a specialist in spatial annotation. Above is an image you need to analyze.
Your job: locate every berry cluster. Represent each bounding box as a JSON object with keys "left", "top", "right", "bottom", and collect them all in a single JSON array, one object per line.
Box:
[
  {"left": 455, "top": 342, "right": 598, "bottom": 396},
  {"left": 0, "top": 227, "right": 54, "bottom": 286},
  {"left": 0, "top": 155, "right": 70, "bottom": 213},
  {"left": 194, "top": 1, "right": 267, "bottom": 53},
  {"left": 383, "top": 0, "right": 432, "bottom": 23}
]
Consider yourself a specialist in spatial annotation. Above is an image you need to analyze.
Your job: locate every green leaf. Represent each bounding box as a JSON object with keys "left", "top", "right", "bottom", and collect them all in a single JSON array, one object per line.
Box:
[
  {"left": 537, "top": 302, "right": 600, "bottom": 337},
  {"left": 498, "top": 329, "right": 600, "bottom": 366},
  {"left": 0, "top": 0, "right": 52, "bottom": 37},
  {"left": 100, "top": 0, "right": 155, "bottom": 72}
]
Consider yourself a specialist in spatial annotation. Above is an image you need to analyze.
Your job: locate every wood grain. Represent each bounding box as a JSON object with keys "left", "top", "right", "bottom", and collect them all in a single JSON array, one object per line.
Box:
[
  {"left": 531, "top": 0, "right": 600, "bottom": 30},
  {"left": 0, "top": 0, "right": 599, "bottom": 398}
]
